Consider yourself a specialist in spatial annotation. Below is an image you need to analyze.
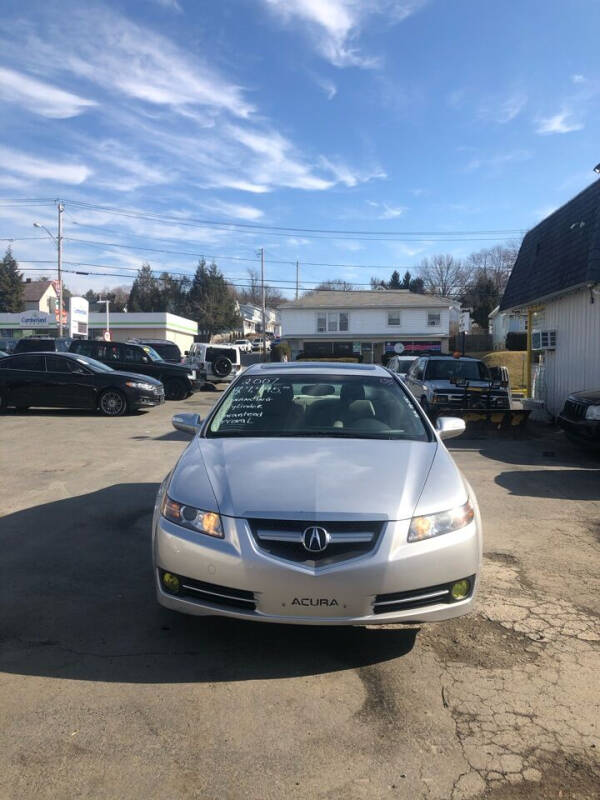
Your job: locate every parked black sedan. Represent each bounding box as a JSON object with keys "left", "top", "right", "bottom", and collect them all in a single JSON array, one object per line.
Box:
[
  {"left": 557, "top": 390, "right": 600, "bottom": 449},
  {"left": 0, "top": 352, "right": 164, "bottom": 416}
]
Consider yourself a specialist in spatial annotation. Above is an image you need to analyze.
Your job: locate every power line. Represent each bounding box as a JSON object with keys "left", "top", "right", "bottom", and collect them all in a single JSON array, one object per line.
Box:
[{"left": 0, "top": 197, "right": 524, "bottom": 242}]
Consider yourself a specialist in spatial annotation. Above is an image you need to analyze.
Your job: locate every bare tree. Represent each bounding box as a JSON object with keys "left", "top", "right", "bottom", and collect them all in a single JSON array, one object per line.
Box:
[
  {"left": 236, "top": 268, "right": 287, "bottom": 307},
  {"left": 314, "top": 279, "right": 355, "bottom": 291},
  {"left": 465, "top": 242, "right": 519, "bottom": 294},
  {"left": 419, "top": 254, "right": 468, "bottom": 297}
]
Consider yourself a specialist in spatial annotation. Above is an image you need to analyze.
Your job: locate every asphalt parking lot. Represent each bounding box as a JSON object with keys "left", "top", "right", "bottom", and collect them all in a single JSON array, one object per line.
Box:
[{"left": 1, "top": 396, "right": 599, "bottom": 800}]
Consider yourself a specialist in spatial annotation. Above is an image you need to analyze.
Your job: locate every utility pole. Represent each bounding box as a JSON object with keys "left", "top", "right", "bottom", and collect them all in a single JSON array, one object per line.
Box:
[
  {"left": 57, "top": 202, "right": 64, "bottom": 337},
  {"left": 295, "top": 260, "right": 299, "bottom": 300},
  {"left": 259, "top": 247, "right": 267, "bottom": 361}
]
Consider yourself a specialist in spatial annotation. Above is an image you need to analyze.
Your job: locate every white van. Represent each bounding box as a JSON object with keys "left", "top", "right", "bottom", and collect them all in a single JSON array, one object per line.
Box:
[{"left": 183, "top": 343, "right": 242, "bottom": 385}]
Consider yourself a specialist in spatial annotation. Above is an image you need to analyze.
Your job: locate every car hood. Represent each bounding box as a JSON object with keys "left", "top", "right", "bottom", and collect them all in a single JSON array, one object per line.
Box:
[
  {"left": 569, "top": 389, "right": 600, "bottom": 404},
  {"left": 167, "top": 436, "right": 459, "bottom": 521},
  {"left": 110, "top": 370, "right": 163, "bottom": 385}
]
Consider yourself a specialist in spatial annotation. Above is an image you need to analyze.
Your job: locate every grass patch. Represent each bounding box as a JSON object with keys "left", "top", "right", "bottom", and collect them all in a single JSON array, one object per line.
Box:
[{"left": 467, "top": 350, "right": 527, "bottom": 390}]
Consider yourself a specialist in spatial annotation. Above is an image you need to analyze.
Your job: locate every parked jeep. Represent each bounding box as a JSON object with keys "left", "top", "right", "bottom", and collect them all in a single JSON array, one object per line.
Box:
[{"left": 182, "top": 343, "right": 242, "bottom": 386}]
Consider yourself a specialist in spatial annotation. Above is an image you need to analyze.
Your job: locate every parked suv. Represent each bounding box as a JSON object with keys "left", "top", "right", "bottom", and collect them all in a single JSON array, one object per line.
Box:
[
  {"left": 69, "top": 340, "right": 198, "bottom": 400},
  {"left": 183, "top": 343, "right": 241, "bottom": 386},
  {"left": 557, "top": 389, "right": 600, "bottom": 449},
  {"left": 404, "top": 354, "right": 510, "bottom": 414},
  {"left": 128, "top": 339, "right": 182, "bottom": 364},
  {"left": 14, "top": 336, "right": 72, "bottom": 353}
]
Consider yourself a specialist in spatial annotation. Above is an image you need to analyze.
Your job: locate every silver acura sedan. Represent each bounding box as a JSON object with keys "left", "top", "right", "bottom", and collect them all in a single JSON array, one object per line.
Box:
[{"left": 153, "top": 362, "right": 482, "bottom": 626}]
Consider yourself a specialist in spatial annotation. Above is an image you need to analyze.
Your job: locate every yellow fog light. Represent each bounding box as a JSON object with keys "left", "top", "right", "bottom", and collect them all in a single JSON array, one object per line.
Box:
[
  {"left": 450, "top": 579, "right": 470, "bottom": 601},
  {"left": 162, "top": 572, "right": 181, "bottom": 594}
]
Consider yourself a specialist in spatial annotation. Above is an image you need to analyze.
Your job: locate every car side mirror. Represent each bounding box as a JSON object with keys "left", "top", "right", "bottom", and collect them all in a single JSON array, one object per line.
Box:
[
  {"left": 184, "top": 350, "right": 189, "bottom": 355},
  {"left": 172, "top": 412, "right": 202, "bottom": 435},
  {"left": 435, "top": 416, "right": 466, "bottom": 440}
]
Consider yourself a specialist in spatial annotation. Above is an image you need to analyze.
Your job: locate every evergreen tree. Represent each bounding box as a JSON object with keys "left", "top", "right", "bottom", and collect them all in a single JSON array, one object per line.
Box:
[
  {"left": 0, "top": 248, "right": 25, "bottom": 312},
  {"left": 401, "top": 270, "right": 411, "bottom": 289},
  {"left": 188, "top": 259, "right": 240, "bottom": 337},
  {"left": 388, "top": 270, "right": 402, "bottom": 289},
  {"left": 409, "top": 276, "right": 425, "bottom": 293},
  {"left": 127, "top": 263, "right": 161, "bottom": 311},
  {"left": 461, "top": 274, "right": 499, "bottom": 328}
]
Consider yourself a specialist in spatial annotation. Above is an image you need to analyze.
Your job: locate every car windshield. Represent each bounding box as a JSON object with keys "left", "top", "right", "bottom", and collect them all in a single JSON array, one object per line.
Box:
[
  {"left": 140, "top": 345, "right": 163, "bottom": 362},
  {"left": 427, "top": 359, "right": 489, "bottom": 382},
  {"left": 392, "top": 358, "right": 417, "bottom": 373},
  {"left": 72, "top": 354, "right": 114, "bottom": 372},
  {"left": 207, "top": 374, "right": 429, "bottom": 441}
]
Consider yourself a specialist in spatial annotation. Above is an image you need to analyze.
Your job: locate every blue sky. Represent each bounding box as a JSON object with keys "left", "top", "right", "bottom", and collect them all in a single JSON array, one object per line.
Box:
[{"left": 0, "top": 0, "right": 599, "bottom": 296}]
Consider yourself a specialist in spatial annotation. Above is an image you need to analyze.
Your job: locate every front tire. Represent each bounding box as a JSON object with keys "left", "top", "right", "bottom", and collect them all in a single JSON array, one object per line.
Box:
[
  {"left": 98, "top": 389, "right": 127, "bottom": 416},
  {"left": 165, "top": 378, "right": 187, "bottom": 401}
]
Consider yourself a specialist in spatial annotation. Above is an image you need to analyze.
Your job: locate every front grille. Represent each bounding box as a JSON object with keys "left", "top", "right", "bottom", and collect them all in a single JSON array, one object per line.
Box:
[
  {"left": 563, "top": 399, "right": 587, "bottom": 420},
  {"left": 159, "top": 570, "right": 256, "bottom": 611},
  {"left": 373, "top": 576, "right": 475, "bottom": 614},
  {"left": 248, "top": 519, "right": 383, "bottom": 567}
]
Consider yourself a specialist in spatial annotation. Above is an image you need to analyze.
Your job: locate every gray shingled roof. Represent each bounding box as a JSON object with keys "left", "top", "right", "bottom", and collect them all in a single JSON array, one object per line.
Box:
[
  {"left": 23, "top": 280, "right": 54, "bottom": 302},
  {"left": 500, "top": 179, "right": 600, "bottom": 311},
  {"left": 279, "top": 290, "right": 451, "bottom": 309}
]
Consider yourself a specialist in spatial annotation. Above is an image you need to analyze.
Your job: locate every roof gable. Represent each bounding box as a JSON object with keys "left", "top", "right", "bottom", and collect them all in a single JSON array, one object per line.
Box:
[
  {"left": 23, "top": 280, "right": 55, "bottom": 302},
  {"left": 500, "top": 179, "right": 600, "bottom": 310}
]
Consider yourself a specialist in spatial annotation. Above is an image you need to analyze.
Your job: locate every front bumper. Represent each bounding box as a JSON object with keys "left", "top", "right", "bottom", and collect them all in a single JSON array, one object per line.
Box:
[
  {"left": 557, "top": 415, "right": 600, "bottom": 444},
  {"left": 131, "top": 388, "right": 165, "bottom": 408},
  {"left": 153, "top": 513, "right": 482, "bottom": 626}
]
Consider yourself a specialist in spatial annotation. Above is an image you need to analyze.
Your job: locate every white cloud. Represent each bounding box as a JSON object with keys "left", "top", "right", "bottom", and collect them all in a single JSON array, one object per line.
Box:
[
  {"left": 152, "top": 0, "right": 183, "bottom": 11},
  {"left": 368, "top": 200, "right": 406, "bottom": 218},
  {"left": 315, "top": 76, "right": 337, "bottom": 99},
  {"left": 536, "top": 110, "right": 583, "bottom": 135},
  {"left": 205, "top": 200, "right": 264, "bottom": 221},
  {"left": 447, "top": 88, "right": 467, "bottom": 109},
  {"left": 0, "top": 146, "right": 91, "bottom": 184},
  {"left": 480, "top": 91, "right": 527, "bottom": 124},
  {"left": 0, "top": 67, "right": 96, "bottom": 119},
  {"left": 262, "top": 0, "right": 426, "bottom": 68},
  {"left": 319, "top": 156, "right": 386, "bottom": 187},
  {"left": 571, "top": 74, "right": 585, "bottom": 84},
  {"left": 3, "top": 8, "right": 254, "bottom": 118}
]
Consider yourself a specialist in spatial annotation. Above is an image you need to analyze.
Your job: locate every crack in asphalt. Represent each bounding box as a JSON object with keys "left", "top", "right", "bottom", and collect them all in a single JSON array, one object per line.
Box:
[{"left": 426, "top": 557, "right": 600, "bottom": 799}]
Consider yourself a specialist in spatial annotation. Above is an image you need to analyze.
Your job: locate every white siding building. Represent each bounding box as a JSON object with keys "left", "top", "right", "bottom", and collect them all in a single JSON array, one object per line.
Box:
[
  {"left": 488, "top": 306, "right": 527, "bottom": 350},
  {"left": 279, "top": 290, "right": 452, "bottom": 362},
  {"left": 500, "top": 178, "right": 600, "bottom": 415}
]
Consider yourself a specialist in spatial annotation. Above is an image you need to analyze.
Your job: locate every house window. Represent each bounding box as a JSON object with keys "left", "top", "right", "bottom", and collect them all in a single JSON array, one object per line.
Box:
[
  {"left": 388, "top": 312, "right": 401, "bottom": 326},
  {"left": 317, "top": 312, "right": 349, "bottom": 333},
  {"left": 428, "top": 312, "right": 441, "bottom": 327}
]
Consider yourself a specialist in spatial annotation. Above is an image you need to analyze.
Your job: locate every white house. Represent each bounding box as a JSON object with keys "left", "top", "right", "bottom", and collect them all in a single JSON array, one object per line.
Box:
[
  {"left": 279, "top": 290, "right": 452, "bottom": 362},
  {"left": 488, "top": 305, "right": 527, "bottom": 350},
  {"left": 238, "top": 303, "right": 281, "bottom": 336},
  {"left": 22, "top": 279, "right": 59, "bottom": 312},
  {"left": 499, "top": 178, "right": 600, "bottom": 415}
]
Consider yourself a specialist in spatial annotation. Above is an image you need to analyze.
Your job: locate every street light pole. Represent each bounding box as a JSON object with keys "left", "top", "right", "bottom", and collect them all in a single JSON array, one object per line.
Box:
[
  {"left": 57, "top": 203, "right": 64, "bottom": 337},
  {"left": 33, "top": 203, "right": 64, "bottom": 336},
  {"left": 260, "top": 247, "right": 266, "bottom": 362},
  {"left": 98, "top": 298, "right": 110, "bottom": 340}
]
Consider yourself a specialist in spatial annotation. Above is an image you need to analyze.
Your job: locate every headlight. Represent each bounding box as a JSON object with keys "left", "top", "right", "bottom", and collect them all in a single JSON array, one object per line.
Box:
[
  {"left": 125, "top": 380, "right": 155, "bottom": 391},
  {"left": 408, "top": 500, "right": 474, "bottom": 543},
  {"left": 161, "top": 495, "right": 223, "bottom": 538},
  {"left": 585, "top": 405, "right": 600, "bottom": 420}
]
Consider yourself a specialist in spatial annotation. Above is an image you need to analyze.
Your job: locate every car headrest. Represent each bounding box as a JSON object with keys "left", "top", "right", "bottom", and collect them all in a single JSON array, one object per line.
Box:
[
  {"left": 340, "top": 382, "right": 365, "bottom": 405},
  {"left": 347, "top": 399, "right": 375, "bottom": 420},
  {"left": 301, "top": 384, "right": 335, "bottom": 396}
]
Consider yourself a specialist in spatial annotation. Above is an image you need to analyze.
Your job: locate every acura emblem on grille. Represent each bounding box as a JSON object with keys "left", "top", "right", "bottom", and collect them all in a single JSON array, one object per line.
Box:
[{"left": 302, "top": 526, "right": 330, "bottom": 553}]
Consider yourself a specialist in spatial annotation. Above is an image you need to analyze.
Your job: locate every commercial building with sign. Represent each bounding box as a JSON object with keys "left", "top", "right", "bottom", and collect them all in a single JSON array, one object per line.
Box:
[
  {"left": 0, "top": 311, "right": 198, "bottom": 352},
  {"left": 279, "top": 290, "right": 452, "bottom": 362}
]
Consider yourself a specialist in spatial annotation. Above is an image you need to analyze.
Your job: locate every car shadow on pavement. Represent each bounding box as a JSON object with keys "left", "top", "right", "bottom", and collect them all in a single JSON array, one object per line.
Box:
[
  {"left": 131, "top": 431, "right": 191, "bottom": 442},
  {"left": 450, "top": 429, "right": 600, "bottom": 468},
  {"left": 495, "top": 468, "right": 600, "bottom": 500},
  {"left": 0, "top": 483, "right": 417, "bottom": 684}
]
